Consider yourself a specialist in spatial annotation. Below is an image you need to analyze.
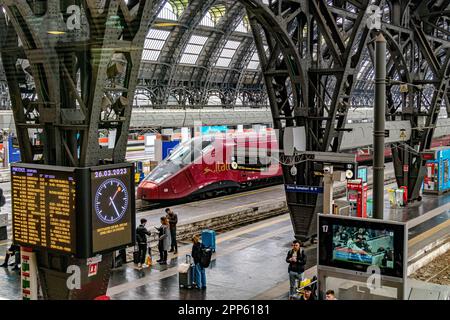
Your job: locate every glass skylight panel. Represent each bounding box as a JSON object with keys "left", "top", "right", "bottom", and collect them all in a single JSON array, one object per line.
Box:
[
  {"left": 142, "top": 50, "right": 161, "bottom": 61},
  {"left": 142, "top": 29, "right": 170, "bottom": 62},
  {"left": 220, "top": 48, "right": 236, "bottom": 58},
  {"left": 157, "top": 2, "right": 178, "bottom": 21},
  {"left": 147, "top": 28, "right": 171, "bottom": 40},
  {"left": 184, "top": 44, "right": 203, "bottom": 55},
  {"left": 246, "top": 45, "right": 268, "bottom": 70},
  {"left": 179, "top": 35, "right": 208, "bottom": 65},
  {"left": 144, "top": 38, "right": 165, "bottom": 51},
  {"left": 180, "top": 53, "right": 199, "bottom": 64},
  {"left": 235, "top": 20, "right": 248, "bottom": 33},
  {"left": 225, "top": 40, "right": 240, "bottom": 50},
  {"left": 214, "top": 40, "right": 241, "bottom": 68},
  {"left": 216, "top": 57, "right": 232, "bottom": 68},
  {"left": 199, "top": 12, "right": 215, "bottom": 27},
  {"left": 247, "top": 61, "right": 260, "bottom": 70},
  {"left": 190, "top": 35, "right": 208, "bottom": 45}
]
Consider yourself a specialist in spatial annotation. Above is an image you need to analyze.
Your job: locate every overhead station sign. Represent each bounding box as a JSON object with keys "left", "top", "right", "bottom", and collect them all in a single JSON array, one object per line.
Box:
[{"left": 11, "top": 163, "right": 135, "bottom": 258}]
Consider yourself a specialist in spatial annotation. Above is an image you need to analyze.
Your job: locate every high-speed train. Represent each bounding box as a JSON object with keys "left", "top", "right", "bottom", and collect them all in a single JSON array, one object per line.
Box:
[
  {"left": 137, "top": 128, "right": 450, "bottom": 205},
  {"left": 137, "top": 131, "right": 283, "bottom": 204}
]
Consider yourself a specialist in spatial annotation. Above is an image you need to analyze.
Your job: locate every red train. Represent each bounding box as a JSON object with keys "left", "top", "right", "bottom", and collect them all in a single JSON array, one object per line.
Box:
[
  {"left": 354, "top": 134, "right": 450, "bottom": 163},
  {"left": 137, "top": 130, "right": 450, "bottom": 205},
  {"left": 137, "top": 132, "right": 283, "bottom": 205}
]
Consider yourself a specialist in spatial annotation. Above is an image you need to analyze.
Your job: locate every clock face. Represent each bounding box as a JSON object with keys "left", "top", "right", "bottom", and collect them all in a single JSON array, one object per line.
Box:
[{"left": 94, "top": 178, "right": 129, "bottom": 224}]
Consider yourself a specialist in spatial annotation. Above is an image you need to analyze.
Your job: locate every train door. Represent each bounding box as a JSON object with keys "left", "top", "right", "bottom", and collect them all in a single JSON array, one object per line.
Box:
[{"left": 169, "top": 171, "right": 192, "bottom": 195}]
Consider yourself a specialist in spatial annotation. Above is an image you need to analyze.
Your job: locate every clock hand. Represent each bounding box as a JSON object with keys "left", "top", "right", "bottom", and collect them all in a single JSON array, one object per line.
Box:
[
  {"left": 109, "top": 187, "right": 121, "bottom": 206},
  {"left": 109, "top": 196, "right": 120, "bottom": 218}
]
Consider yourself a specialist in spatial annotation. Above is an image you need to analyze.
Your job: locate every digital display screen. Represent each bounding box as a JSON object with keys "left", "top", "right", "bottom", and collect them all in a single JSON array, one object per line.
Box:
[
  {"left": 319, "top": 215, "right": 406, "bottom": 278},
  {"left": 11, "top": 165, "right": 77, "bottom": 254},
  {"left": 332, "top": 225, "right": 395, "bottom": 268},
  {"left": 91, "top": 166, "right": 134, "bottom": 254}
]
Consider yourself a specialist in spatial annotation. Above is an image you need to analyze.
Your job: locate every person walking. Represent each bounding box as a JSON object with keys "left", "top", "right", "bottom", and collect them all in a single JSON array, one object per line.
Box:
[
  {"left": 155, "top": 216, "right": 171, "bottom": 265},
  {"left": 136, "top": 218, "right": 151, "bottom": 270},
  {"left": 191, "top": 234, "right": 206, "bottom": 289},
  {"left": 166, "top": 208, "right": 178, "bottom": 254},
  {"left": 286, "top": 240, "right": 307, "bottom": 299},
  {"left": 0, "top": 244, "right": 20, "bottom": 270}
]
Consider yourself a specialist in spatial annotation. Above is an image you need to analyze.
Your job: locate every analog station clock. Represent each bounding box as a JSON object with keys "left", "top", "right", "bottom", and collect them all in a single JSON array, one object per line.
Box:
[{"left": 94, "top": 178, "right": 129, "bottom": 224}]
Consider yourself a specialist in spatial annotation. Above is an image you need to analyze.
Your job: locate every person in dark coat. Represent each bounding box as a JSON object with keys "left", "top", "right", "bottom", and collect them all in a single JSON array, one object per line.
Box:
[
  {"left": 286, "top": 240, "right": 307, "bottom": 298},
  {"left": 192, "top": 234, "right": 206, "bottom": 289},
  {"left": 299, "top": 286, "right": 316, "bottom": 301},
  {"left": 166, "top": 208, "right": 178, "bottom": 254},
  {"left": 155, "top": 216, "right": 171, "bottom": 265},
  {"left": 136, "top": 218, "right": 151, "bottom": 270},
  {"left": 0, "top": 244, "right": 20, "bottom": 270}
]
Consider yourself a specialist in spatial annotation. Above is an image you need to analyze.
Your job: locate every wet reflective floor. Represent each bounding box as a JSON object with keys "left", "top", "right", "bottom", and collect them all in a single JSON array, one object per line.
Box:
[
  {"left": 107, "top": 214, "right": 299, "bottom": 300},
  {"left": 1, "top": 178, "right": 449, "bottom": 300}
]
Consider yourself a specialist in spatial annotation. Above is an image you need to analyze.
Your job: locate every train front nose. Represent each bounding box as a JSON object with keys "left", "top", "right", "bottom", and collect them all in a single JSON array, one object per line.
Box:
[{"left": 137, "top": 181, "right": 159, "bottom": 201}]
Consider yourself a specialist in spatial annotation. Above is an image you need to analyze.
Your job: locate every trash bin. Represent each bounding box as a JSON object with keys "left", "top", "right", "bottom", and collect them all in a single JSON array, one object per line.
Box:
[
  {"left": 388, "top": 189, "right": 396, "bottom": 208},
  {"left": 367, "top": 199, "right": 373, "bottom": 218},
  {"left": 395, "top": 189, "right": 404, "bottom": 207}
]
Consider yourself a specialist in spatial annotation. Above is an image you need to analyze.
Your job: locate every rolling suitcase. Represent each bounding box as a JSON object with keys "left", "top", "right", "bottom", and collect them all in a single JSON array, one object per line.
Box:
[
  {"left": 133, "top": 244, "right": 140, "bottom": 264},
  {"left": 178, "top": 254, "right": 194, "bottom": 289},
  {"left": 201, "top": 229, "right": 216, "bottom": 252}
]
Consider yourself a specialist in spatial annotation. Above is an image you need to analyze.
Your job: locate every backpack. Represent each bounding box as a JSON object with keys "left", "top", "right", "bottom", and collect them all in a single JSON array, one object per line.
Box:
[{"left": 199, "top": 246, "right": 213, "bottom": 268}]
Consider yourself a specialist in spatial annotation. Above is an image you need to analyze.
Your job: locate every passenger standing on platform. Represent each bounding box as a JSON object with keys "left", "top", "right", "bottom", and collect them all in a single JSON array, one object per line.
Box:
[
  {"left": 325, "top": 290, "right": 337, "bottom": 300},
  {"left": 299, "top": 286, "right": 316, "bottom": 301},
  {"left": 192, "top": 234, "right": 207, "bottom": 289},
  {"left": 166, "top": 208, "right": 178, "bottom": 254},
  {"left": 286, "top": 240, "right": 307, "bottom": 299},
  {"left": 136, "top": 218, "right": 151, "bottom": 270},
  {"left": 156, "top": 216, "right": 171, "bottom": 265},
  {"left": 0, "top": 244, "right": 20, "bottom": 270}
]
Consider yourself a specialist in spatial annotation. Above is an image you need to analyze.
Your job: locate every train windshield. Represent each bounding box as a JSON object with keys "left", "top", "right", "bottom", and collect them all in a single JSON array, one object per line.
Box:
[{"left": 145, "top": 137, "right": 214, "bottom": 184}]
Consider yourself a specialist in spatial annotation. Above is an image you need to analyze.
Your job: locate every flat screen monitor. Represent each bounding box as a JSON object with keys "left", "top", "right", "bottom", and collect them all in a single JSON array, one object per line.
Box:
[{"left": 318, "top": 214, "right": 406, "bottom": 278}]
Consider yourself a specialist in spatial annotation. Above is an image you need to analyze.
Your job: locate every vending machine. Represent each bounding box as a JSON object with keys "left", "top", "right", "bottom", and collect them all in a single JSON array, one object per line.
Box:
[
  {"left": 346, "top": 179, "right": 368, "bottom": 218},
  {"left": 423, "top": 146, "right": 450, "bottom": 194}
]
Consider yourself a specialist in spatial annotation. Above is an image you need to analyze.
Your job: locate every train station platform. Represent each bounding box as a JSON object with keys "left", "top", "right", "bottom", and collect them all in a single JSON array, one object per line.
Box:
[
  {"left": 0, "top": 163, "right": 449, "bottom": 300},
  {"left": 0, "top": 188, "right": 449, "bottom": 300}
]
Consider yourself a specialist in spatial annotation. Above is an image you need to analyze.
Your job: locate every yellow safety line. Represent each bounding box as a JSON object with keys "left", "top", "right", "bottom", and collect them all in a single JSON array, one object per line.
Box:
[{"left": 408, "top": 219, "right": 450, "bottom": 247}]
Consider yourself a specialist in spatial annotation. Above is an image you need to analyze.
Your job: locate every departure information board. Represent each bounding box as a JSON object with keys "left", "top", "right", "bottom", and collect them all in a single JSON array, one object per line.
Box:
[
  {"left": 91, "top": 166, "right": 134, "bottom": 253},
  {"left": 11, "top": 165, "right": 77, "bottom": 254},
  {"left": 11, "top": 163, "right": 135, "bottom": 258}
]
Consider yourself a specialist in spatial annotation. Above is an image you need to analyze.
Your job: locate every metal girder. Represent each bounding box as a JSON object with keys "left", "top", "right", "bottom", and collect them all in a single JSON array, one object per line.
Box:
[
  {"left": 242, "top": 0, "right": 375, "bottom": 241},
  {"left": 0, "top": 0, "right": 154, "bottom": 300},
  {"left": 383, "top": 1, "right": 450, "bottom": 201}
]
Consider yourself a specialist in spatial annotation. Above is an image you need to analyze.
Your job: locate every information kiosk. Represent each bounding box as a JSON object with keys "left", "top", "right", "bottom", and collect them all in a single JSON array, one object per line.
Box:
[{"left": 317, "top": 214, "right": 408, "bottom": 300}]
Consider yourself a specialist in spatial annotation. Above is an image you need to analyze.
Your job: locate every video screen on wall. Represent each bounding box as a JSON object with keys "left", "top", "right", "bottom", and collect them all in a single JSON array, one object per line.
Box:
[{"left": 318, "top": 215, "right": 406, "bottom": 278}]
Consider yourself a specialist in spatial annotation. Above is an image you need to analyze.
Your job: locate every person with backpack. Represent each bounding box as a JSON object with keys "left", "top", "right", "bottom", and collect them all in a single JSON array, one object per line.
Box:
[
  {"left": 286, "top": 240, "right": 307, "bottom": 299},
  {"left": 136, "top": 218, "right": 151, "bottom": 270},
  {"left": 191, "top": 234, "right": 207, "bottom": 289}
]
